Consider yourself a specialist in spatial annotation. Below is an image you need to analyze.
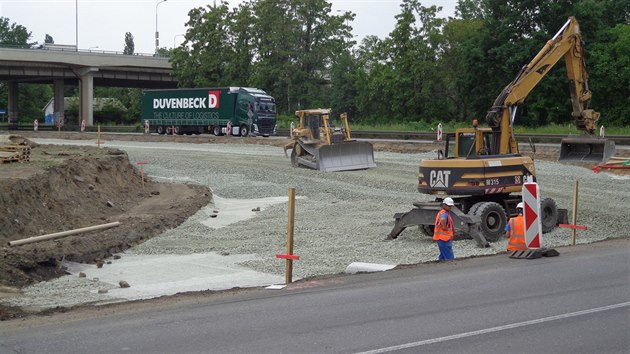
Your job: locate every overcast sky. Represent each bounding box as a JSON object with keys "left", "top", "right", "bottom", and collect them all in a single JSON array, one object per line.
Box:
[{"left": 1, "top": 0, "right": 457, "bottom": 54}]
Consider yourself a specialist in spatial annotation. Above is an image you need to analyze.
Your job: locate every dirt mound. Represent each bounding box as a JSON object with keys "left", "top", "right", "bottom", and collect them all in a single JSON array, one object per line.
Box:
[{"left": 0, "top": 138, "right": 212, "bottom": 288}]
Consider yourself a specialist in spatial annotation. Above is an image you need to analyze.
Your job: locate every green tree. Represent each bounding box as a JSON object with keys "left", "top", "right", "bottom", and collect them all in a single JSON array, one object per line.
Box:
[
  {"left": 590, "top": 23, "right": 630, "bottom": 126},
  {"left": 171, "top": 1, "right": 233, "bottom": 87},
  {"left": 445, "top": 0, "right": 629, "bottom": 127},
  {"left": 352, "top": 35, "right": 389, "bottom": 122},
  {"left": 224, "top": 2, "right": 255, "bottom": 85},
  {"left": 17, "top": 84, "right": 52, "bottom": 122},
  {"left": 0, "top": 17, "right": 31, "bottom": 46},
  {"left": 94, "top": 87, "right": 142, "bottom": 124},
  {"left": 124, "top": 32, "right": 134, "bottom": 55},
  {"left": 250, "top": 0, "right": 352, "bottom": 112},
  {"left": 352, "top": 0, "right": 446, "bottom": 123},
  {"left": 439, "top": 18, "right": 486, "bottom": 121}
]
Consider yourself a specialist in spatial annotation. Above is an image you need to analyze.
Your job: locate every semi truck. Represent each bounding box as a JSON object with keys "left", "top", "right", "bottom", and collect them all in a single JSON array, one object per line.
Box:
[{"left": 142, "top": 87, "right": 277, "bottom": 136}]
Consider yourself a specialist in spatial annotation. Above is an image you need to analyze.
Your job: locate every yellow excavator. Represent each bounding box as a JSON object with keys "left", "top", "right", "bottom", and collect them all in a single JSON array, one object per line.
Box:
[
  {"left": 388, "top": 17, "right": 613, "bottom": 245},
  {"left": 484, "top": 16, "right": 615, "bottom": 163},
  {"left": 284, "top": 109, "right": 376, "bottom": 172}
]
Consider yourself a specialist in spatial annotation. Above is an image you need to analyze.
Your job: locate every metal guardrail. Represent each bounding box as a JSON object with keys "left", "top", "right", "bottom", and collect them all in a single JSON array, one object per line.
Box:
[
  {"left": 276, "top": 129, "right": 630, "bottom": 145},
  {"left": 0, "top": 43, "right": 157, "bottom": 57},
  {"left": 3, "top": 124, "right": 628, "bottom": 145},
  {"left": 3, "top": 124, "right": 142, "bottom": 133}
]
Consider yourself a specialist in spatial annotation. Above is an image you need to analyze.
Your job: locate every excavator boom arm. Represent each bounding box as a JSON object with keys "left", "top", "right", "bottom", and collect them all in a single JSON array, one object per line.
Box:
[{"left": 486, "top": 17, "right": 600, "bottom": 155}]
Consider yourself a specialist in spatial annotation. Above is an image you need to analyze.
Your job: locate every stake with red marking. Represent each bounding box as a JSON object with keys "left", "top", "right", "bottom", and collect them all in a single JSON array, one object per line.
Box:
[
  {"left": 136, "top": 161, "right": 147, "bottom": 190},
  {"left": 276, "top": 187, "right": 299, "bottom": 284},
  {"left": 559, "top": 180, "right": 588, "bottom": 245}
]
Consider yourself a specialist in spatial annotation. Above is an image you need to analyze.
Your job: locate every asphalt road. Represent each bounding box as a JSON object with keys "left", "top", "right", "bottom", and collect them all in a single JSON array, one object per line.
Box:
[{"left": 2, "top": 239, "right": 628, "bottom": 354}]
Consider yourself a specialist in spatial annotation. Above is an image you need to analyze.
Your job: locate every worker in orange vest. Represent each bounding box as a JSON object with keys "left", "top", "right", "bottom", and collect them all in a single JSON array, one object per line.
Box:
[
  {"left": 506, "top": 202, "right": 527, "bottom": 251},
  {"left": 433, "top": 197, "right": 455, "bottom": 260}
]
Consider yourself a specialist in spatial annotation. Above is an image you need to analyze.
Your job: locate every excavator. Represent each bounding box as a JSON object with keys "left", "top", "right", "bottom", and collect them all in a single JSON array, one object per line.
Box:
[
  {"left": 387, "top": 17, "right": 614, "bottom": 245},
  {"left": 284, "top": 109, "right": 376, "bottom": 172}
]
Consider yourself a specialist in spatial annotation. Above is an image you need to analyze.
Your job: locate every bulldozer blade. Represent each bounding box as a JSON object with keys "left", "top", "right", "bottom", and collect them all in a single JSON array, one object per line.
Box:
[
  {"left": 316, "top": 142, "right": 376, "bottom": 172},
  {"left": 559, "top": 136, "right": 616, "bottom": 163}
]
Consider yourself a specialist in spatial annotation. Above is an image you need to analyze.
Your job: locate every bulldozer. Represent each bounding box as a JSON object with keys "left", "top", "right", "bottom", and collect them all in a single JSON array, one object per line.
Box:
[
  {"left": 283, "top": 109, "right": 376, "bottom": 172},
  {"left": 388, "top": 17, "right": 614, "bottom": 245}
]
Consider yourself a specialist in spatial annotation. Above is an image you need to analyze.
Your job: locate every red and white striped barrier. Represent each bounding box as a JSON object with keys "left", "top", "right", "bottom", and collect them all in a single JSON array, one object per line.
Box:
[
  {"left": 522, "top": 181, "right": 542, "bottom": 249},
  {"left": 437, "top": 123, "right": 443, "bottom": 142}
]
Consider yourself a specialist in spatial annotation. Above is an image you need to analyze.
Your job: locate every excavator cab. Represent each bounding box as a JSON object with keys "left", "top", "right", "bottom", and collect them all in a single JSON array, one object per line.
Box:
[
  {"left": 451, "top": 128, "right": 496, "bottom": 158},
  {"left": 284, "top": 109, "right": 376, "bottom": 172},
  {"left": 439, "top": 124, "right": 502, "bottom": 160}
]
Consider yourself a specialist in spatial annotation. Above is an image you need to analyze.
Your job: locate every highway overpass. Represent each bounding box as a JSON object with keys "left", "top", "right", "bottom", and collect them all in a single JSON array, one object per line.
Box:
[{"left": 0, "top": 46, "right": 178, "bottom": 127}]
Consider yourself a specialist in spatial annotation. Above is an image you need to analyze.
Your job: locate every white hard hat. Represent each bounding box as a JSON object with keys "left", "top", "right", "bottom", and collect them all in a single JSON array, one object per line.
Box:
[
  {"left": 517, "top": 202, "right": 524, "bottom": 209},
  {"left": 443, "top": 197, "right": 455, "bottom": 206}
]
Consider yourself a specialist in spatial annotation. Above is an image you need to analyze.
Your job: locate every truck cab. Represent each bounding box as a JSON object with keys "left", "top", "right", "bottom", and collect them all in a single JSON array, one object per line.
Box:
[{"left": 235, "top": 88, "right": 276, "bottom": 136}]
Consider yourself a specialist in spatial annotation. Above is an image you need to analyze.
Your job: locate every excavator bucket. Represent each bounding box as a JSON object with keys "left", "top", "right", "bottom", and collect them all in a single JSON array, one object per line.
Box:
[
  {"left": 316, "top": 141, "right": 376, "bottom": 172},
  {"left": 559, "top": 136, "right": 616, "bottom": 163}
]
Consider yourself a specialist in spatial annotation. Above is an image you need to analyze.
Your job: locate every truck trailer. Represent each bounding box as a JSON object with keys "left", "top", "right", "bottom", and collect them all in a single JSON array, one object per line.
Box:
[{"left": 142, "top": 87, "right": 277, "bottom": 136}]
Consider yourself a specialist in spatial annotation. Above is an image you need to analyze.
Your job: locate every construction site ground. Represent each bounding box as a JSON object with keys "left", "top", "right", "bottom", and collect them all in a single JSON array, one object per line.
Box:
[{"left": 0, "top": 131, "right": 628, "bottom": 321}]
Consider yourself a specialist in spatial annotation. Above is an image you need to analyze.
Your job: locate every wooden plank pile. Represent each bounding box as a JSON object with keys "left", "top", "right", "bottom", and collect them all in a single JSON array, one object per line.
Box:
[{"left": 0, "top": 135, "right": 31, "bottom": 164}]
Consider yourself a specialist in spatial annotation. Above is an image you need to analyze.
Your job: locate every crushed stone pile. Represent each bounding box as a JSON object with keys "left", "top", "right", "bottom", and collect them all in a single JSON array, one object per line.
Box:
[{"left": 4, "top": 139, "right": 629, "bottom": 309}]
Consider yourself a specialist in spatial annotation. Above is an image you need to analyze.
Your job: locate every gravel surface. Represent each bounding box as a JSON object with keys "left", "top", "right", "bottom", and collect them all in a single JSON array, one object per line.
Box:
[{"left": 5, "top": 139, "right": 629, "bottom": 308}]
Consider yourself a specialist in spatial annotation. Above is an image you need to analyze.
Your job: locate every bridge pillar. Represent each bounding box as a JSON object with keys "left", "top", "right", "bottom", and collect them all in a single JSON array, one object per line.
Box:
[
  {"left": 78, "top": 68, "right": 98, "bottom": 126},
  {"left": 53, "top": 79, "right": 65, "bottom": 119},
  {"left": 7, "top": 81, "right": 18, "bottom": 130}
]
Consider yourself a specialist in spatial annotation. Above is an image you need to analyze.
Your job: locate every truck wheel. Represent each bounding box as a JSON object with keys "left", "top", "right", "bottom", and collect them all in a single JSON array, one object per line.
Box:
[
  {"left": 474, "top": 202, "right": 507, "bottom": 242},
  {"left": 212, "top": 126, "right": 222, "bottom": 136},
  {"left": 174, "top": 126, "right": 183, "bottom": 135},
  {"left": 165, "top": 126, "right": 172, "bottom": 135},
  {"left": 156, "top": 126, "right": 165, "bottom": 135},
  {"left": 239, "top": 125, "right": 249, "bottom": 137},
  {"left": 540, "top": 197, "right": 558, "bottom": 233}
]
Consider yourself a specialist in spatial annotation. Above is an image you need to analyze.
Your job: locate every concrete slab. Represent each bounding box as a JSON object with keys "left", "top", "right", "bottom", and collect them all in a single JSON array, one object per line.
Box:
[
  {"left": 64, "top": 253, "right": 284, "bottom": 301},
  {"left": 61, "top": 194, "right": 296, "bottom": 303},
  {"left": 202, "top": 195, "right": 291, "bottom": 229}
]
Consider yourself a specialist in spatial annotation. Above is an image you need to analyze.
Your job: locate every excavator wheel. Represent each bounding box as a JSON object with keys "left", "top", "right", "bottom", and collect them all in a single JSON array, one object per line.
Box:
[
  {"left": 540, "top": 197, "right": 559, "bottom": 233},
  {"left": 473, "top": 202, "right": 507, "bottom": 242},
  {"left": 467, "top": 202, "right": 485, "bottom": 217}
]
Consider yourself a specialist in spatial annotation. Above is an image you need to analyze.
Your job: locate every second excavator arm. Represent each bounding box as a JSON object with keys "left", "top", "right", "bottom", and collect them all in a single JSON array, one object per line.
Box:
[{"left": 485, "top": 17, "right": 600, "bottom": 155}]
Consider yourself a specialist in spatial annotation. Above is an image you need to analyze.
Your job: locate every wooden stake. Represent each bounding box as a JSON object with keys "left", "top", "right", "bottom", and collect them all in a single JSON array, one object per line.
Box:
[
  {"left": 140, "top": 165, "right": 145, "bottom": 190},
  {"left": 136, "top": 162, "right": 147, "bottom": 190},
  {"left": 97, "top": 124, "right": 102, "bottom": 148},
  {"left": 571, "top": 180, "right": 579, "bottom": 245},
  {"left": 285, "top": 187, "right": 296, "bottom": 284}
]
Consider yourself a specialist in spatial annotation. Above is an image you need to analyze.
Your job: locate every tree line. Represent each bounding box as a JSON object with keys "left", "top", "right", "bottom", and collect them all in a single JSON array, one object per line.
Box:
[{"left": 1, "top": 0, "right": 629, "bottom": 127}]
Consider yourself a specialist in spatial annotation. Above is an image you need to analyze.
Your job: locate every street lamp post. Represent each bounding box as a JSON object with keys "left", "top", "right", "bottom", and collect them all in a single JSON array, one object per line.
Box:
[
  {"left": 173, "top": 34, "right": 185, "bottom": 48},
  {"left": 75, "top": 0, "right": 78, "bottom": 51},
  {"left": 155, "top": 0, "right": 168, "bottom": 54}
]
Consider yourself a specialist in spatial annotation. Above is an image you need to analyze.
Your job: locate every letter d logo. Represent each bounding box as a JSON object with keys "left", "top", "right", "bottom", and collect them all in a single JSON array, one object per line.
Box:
[{"left": 208, "top": 91, "right": 220, "bottom": 108}]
